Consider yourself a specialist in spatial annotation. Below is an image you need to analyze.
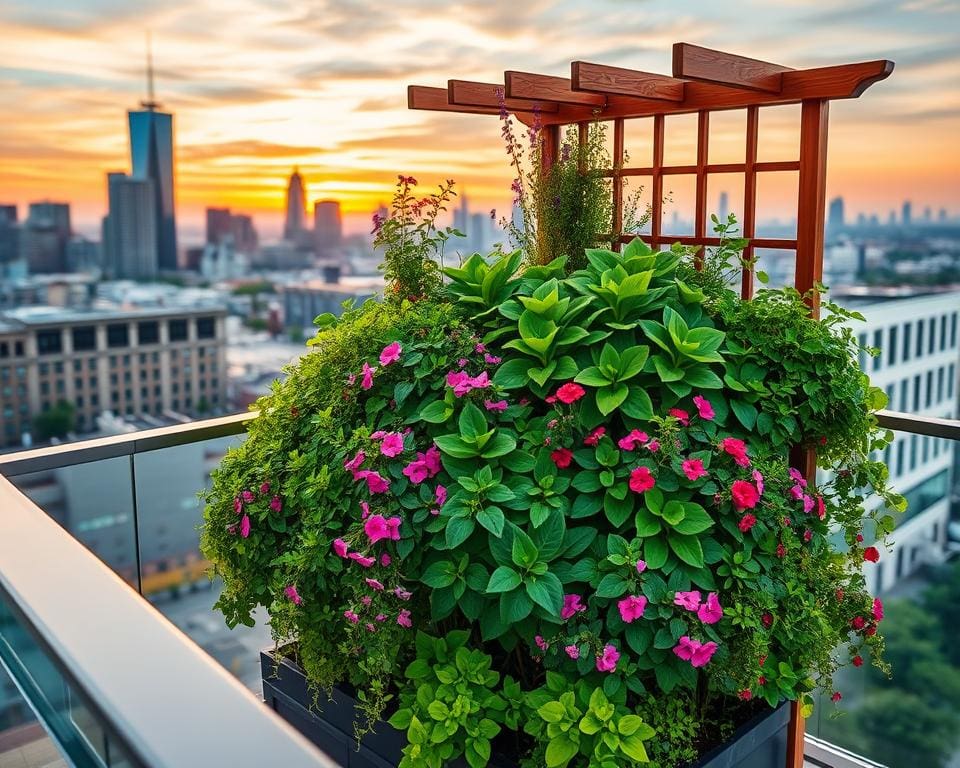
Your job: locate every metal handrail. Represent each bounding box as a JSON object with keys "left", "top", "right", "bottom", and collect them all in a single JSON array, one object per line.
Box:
[
  {"left": 875, "top": 409, "right": 960, "bottom": 440},
  {"left": 0, "top": 472, "right": 333, "bottom": 767}
]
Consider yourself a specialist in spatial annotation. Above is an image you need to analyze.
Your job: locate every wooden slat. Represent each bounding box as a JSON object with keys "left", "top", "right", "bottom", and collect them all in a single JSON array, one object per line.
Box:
[
  {"left": 572, "top": 61, "right": 685, "bottom": 101},
  {"left": 651, "top": 115, "right": 665, "bottom": 241},
  {"left": 629, "top": 234, "right": 796, "bottom": 249},
  {"left": 795, "top": 99, "right": 829, "bottom": 315},
  {"left": 537, "top": 60, "right": 893, "bottom": 124},
  {"left": 407, "top": 86, "right": 501, "bottom": 115},
  {"left": 612, "top": 119, "right": 624, "bottom": 248},
  {"left": 506, "top": 71, "right": 605, "bottom": 106},
  {"left": 742, "top": 105, "right": 759, "bottom": 300},
  {"left": 694, "top": 111, "right": 709, "bottom": 258},
  {"left": 673, "top": 43, "right": 792, "bottom": 93},
  {"left": 447, "top": 80, "right": 559, "bottom": 113}
]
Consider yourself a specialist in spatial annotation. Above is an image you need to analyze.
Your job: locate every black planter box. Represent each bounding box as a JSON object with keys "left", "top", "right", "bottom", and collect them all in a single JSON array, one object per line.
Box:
[{"left": 261, "top": 649, "right": 789, "bottom": 768}]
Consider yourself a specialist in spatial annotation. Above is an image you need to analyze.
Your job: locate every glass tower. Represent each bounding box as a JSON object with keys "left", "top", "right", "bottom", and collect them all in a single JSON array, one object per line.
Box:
[{"left": 128, "top": 108, "right": 177, "bottom": 271}]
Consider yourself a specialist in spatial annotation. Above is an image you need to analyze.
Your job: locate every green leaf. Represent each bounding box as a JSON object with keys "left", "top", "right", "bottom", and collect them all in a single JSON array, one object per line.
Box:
[
  {"left": 500, "top": 588, "right": 533, "bottom": 624},
  {"left": 434, "top": 433, "right": 478, "bottom": 458},
  {"left": 683, "top": 366, "right": 724, "bottom": 389},
  {"left": 661, "top": 500, "right": 686, "bottom": 526},
  {"left": 730, "top": 399, "right": 758, "bottom": 430},
  {"left": 620, "top": 734, "right": 650, "bottom": 762},
  {"left": 644, "top": 536, "right": 669, "bottom": 570},
  {"left": 512, "top": 528, "right": 539, "bottom": 568},
  {"left": 618, "top": 345, "right": 650, "bottom": 380},
  {"left": 486, "top": 566, "right": 522, "bottom": 593},
  {"left": 525, "top": 571, "right": 564, "bottom": 615},
  {"left": 596, "top": 573, "right": 630, "bottom": 598},
  {"left": 493, "top": 358, "right": 530, "bottom": 389},
  {"left": 545, "top": 735, "right": 578, "bottom": 768},
  {"left": 481, "top": 432, "right": 517, "bottom": 458},
  {"left": 596, "top": 383, "right": 629, "bottom": 416},
  {"left": 477, "top": 506, "right": 505, "bottom": 537},
  {"left": 620, "top": 386, "right": 653, "bottom": 420},
  {"left": 458, "top": 402, "right": 487, "bottom": 440},
  {"left": 668, "top": 533, "right": 705, "bottom": 568},
  {"left": 671, "top": 503, "right": 714, "bottom": 535},
  {"left": 446, "top": 517, "right": 476, "bottom": 548},
  {"left": 634, "top": 505, "right": 662, "bottom": 537},
  {"left": 421, "top": 560, "right": 456, "bottom": 588},
  {"left": 420, "top": 399, "right": 451, "bottom": 424},
  {"left": 574, "top": 366, "right": 612, "bottom": 387}
]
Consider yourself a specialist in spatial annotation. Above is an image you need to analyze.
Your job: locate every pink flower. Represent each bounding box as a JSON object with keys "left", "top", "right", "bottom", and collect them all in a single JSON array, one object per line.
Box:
[
  {"left": 484, "top": 399, "right": 508, "bottom": 412},
  {"left": 346, "top": 373, "right": 356, "bottom": 385},
  {"left": 595, "top": 644, "right": 620, "bottom": 673},
  {"left": 669, "top": 408, "right": 690, "bottom": 426},
  {"left": 561, "top": 593, "right": 586, "bottom": 620},
  {"left": 691, "top": 641, "right": 718, "bottom": 668},
  {"left": 817, "top": 495, "right": 826, "bottom": 520},
  {"left": 360, "top": 501, "right": 370, "bottom": 519},
  {"left": 693, "top": 395, "right": 715, "bottom": 420},
  {"left": 534, "top": 635, "right": 549, "bottom": 651},
  {"left": 831, "top": 691, "right": 842, "bottom": 703},
  {"left": 344, "top": 610, "right": 359, "bottom": 624},
  {"left": 397, "top": 609, "right": 412, "bottom": 628},
  {"left": 379, "top": 341, "right": 402, "bottom": 366},
  {"left": 365, "top": 578, "right": 385, "bottom": 591},
  {"left": 721, "top": 437, "right": 750, "bottom": 467},
  {"left": 739, "top": 689, "right": 753, "bottom": 701},
  {"left": 363, "top": 471, "right": 390, "bottom": 494},
  {"left": 375, "top": 613, "right": 387, "bottom": 622},
  {"left": 284, "top": 585, "right": 302, "bottom": 605},
  {"left": 270, "top": 495, "right": 282, "bottom": 513},
  {"left": 484, "top": 353, "right": 502, "bottom": 365},
  {"left": 361, "top": 361, "right": 376, "bottom": 390},
  {"left": 364, "top": 514, "right": 402, "bottom": 544},
  {"left": 458, "top": 358, "right": 469, "bottom": 368},
  {"left": 682, "top": 458, "right": 707, "bottom": 481},
  {"left": 776, "top": 542, "right": 787, "bottom": 558},
  {"left": 645, "top": 440, "right": 660, "bottom": 452},
  {"left": 344, "top": 450, "right": 366, "bottom": 475},
  {"left": 863, "top": 546, "right": 880, "bottom": 563},
  {"left": 872, "top": 598, "right": 884, "bottom": 622},
  {"left": 788, "top": 467, "right": 808, "bottom": 487},
  {"left": 550, "top": 447, "right": 574, "bottom": 469},
  {"left": 349, "top": 553, "right": 376, "bottom": 568},
  {"left": 241, "top": 490, "right": 255, "bottom": 503},
  {"left": 696, "top": 592, "right": 723, "bottom": 624},
  {"left": 435, "top": 485, "right": 447, "bottom": 507},
  {"left": 802, "top": 494, "right": 815, "bottom": 514},
  {"left": 629, "top": 466, "right": 655, "bottom": 493},
  {"left": 361, "top": 596, "right": 372, "bottom": 607},
  {"left": 636, "top": 560, "right": 647, "bottom": 574},
  {"left": 731, "top": 480, "right": 760, "bottom": 510},
  {"left": 333, "top": 538, "right": 349, "bottom": 558},
  {"left": 365, "top": 622, "right": 376, "bottom": 632},
  {"left": 739, "top": 513, "right": 757, "bottom": 533},
  {"left": 403, "top": 445, "right": 441, "bottom": 484},
  {"left": 474, "top": 342, "right": 486, "bottom": 354},
  {"left": 240, "top": 514, "right": 251, "bottom": 538},
  {"left": 789, "top": 484, "right": 804, "bottom": 500},
  {"left": 618, "top": 595, "right": 648, "bottom": 623},
  {"left": 260, "top": 481, "right": 271, "bottom": 495},
  {"left": 564, "top": 644, "right": 580, "bottom": 660},
  {"left": 618, "top": 430, "right": 649, "bottom": 451},
  {"left": 752, "top": 470, "right": 764, "bottom": 496},
  {"left": 379, "top": 432, "right": 405, "bottom": 457},
  {"left": 545, "top": 395, "right": 557, "bottom": 404},
  {"left": 804, "top": 529, "right": 813, "bottom": 542},
  {"left": 394, "top": 587, "right": 412, "bottom": 601},
  {"left": 584, "top": 427, "right": 606, "bottom": 446},
  {"left": 674, "top": 591, "right": 701, "bottom": 612},
  {"left": 380, "top": 553, "right": 391, "bottom": 566},
  {"left": 673, "top": 636, "right": 700, "bottom": 661},
  {"left": 233, "top": 496, "right": 243, "bottom": 515},
  {"left": 555, "top": 382, "right": 586, "bottom": 404}
]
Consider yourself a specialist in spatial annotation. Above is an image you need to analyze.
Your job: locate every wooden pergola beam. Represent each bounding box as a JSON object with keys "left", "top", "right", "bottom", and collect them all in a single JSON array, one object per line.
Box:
[
  {"left": 407, "top": 85, "right": 501, "bottom": 115},
  {"left": 572, "top": 61, "right": 685, "bottom": 101},
  {"left": 505, "top": 71, "right": 605, "bottom": 107},
  {"left": 447, "top": 80, "right": 559, "bottom": 114},
  {"left": 672, "top": 42, "right": 793, "bottom": 93}
]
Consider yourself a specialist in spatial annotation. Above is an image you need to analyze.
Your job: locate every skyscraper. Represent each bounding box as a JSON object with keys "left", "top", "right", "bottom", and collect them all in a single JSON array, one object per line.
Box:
[
  {"left": 128, "top": 43, "right": 177, "bottom": 271},
  {"left": 827, "top": 196, "right": 845, "bottom": 231},
  {"left": 313, "top": 200, "right": 342, "bottom": 255},
  {"left": 103, "top": 172, "right": 157, "bottom": 279},
  {"left": 206, "top": 208, "right": 233, "bottom": 245},
  {"left": 23, "top": 202, "right": 71, "bottom": 273},
  {"left": 901, "top": 200, "right": 912, "bottom": 227},
  {"left": 284, "top": 169, "right": 307, "bottom": 242}
]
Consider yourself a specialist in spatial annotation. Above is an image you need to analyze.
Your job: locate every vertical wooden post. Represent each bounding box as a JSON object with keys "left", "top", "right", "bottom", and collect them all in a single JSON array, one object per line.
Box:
[
  {"left": 612, "top": 118, "right": 624, "bottom": 251},
  {"left": 694, "top": 110, "right": 709, "bottom": 269},
  {"left": 537, "top": 123, "right": 561, "bottom": 264},
  {"left": 651, "top": 115, "right": 665, "bottom": 246},
  {"left": 787, "top": 98, "right": 829, "bottom": 768},
  {"left": 741, "top": 105, "right": 759, "bottom": 300}
]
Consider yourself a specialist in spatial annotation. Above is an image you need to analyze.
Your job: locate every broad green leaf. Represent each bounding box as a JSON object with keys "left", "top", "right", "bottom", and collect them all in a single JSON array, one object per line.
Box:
[
  {"left": 486, "top": 566, "right": 522, "bottom": 593},
  {"left": 481, "top": 432, "right": 517, "bottom": 458},
  {"left": 434, "top": 434, "right": 478, "bottom": 458},
  {"left": 644, "top": 536, "right": 669, "bottom": 569},
  {"left": 500, "top": 588, "right": 533, "bottom": 624},
  {"left": 574, "top": 366, "right": 612, "bottom": 387},
  {"left": 493, "top": 358, "right": 530, "bottom": 389},
  {"left": 668, "top": 532, "right": 705, "bottom": 568},
  {"left": 512, "top": 527, "right": 539, "bottom": 567},
  {"left": 661, "top": 500, "right": 686, "bottom": 527},
  {"left": 419, "top": 399, "right": 451, "bottom": 424},
  {"left": 446, "top": 517, "right": 476, "bottom": 548},
  {"left": 477, "top": 506, "right": 505, "bottom": 537},
  {"left": 671, "top": 503, "right": 714, "bottom": 535},
  {"left": 596, "top": 383, "right": 629, "bottom": 416},
  {"left": 525, "top": 571, "right": 564, "bottom": 615},
  {"left": 458, "top": 402, "right": 487, "bottom": 440},
  {"left": 421, "top": 560, "right": 456, "bottom": 588},
  {"left": 621, "top": 386, "right": 654, "bottom": 420}
]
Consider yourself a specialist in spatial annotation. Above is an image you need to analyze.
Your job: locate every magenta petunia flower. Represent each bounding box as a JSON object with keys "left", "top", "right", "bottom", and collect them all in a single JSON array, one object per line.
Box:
[
  {"left": 360, "top": 501, "right": 370, "bottom": 519},
  {"left": 561, "top": 593, "right": 586, "bottom": 620},
  {"left": 348, "top": 552, "right": 376, "bottom": 568},
  {"left": 344, "top": 610, "right": 359, "bottom": 624},
  {"left": 618, "top": 430, "right": 649, "bottom": 451},
  {"left": 629, "top": 466, "right": 655, "bottom": 493},
  {"left": 344, "top": 450, "right": 366, "bottom": 475},
  {"left": 682, "top": 458, "right": 707, "bottom": 481},
  {"left": 550, "top": 447, "right": 574, "bottom": 469},
  {"left": 669, "top": 408, "right": 690, "bottom": 426},
  {"left": 645, "top": 439, "right": 660, "bottom": 452},
  {"left": 691, "top": 641, "right": 718, "bottom": 668},
  {"left": 394, "top": 587, "right": 412, "bottom": 601},
  {"left": 788, "top": 467, "right": 808, "bottom": 487},
  {"left": 674, "top": 591, "right": 702, "bottom": 612},
  {"left": 731, "top": 480, "right": 760, "bottom": 510},
  {"left": 233, "top": 496, "right": 243, "bottom": 515},
  {"left": 474, "top": 342, "right": 486, "bottom": 354},
  {"left": 365, "top": 578, "right": 385, "bottom": 591},
  {"left": 364, "top": 514, "right": 400, "bottom": 544},
  {"left": 618, "top": 595, "right": 648, "bottom": 623},
  {"left": 397, "top": 609, "right": 412, "bottom": 628},
  {"left": 363, "top": 471, "right": 390, "bottom": 494},
  {"left": 379, "top": 432, "right": 405, "bottom": 457},
  {"left": 241, "top": 490, "right": 255, "bottom": 503},
  {"left": 721, "top": 437, "right": 750, "bottom": 467},
  {"left": 380, "top": 553, "right": 391, "bottom": 566},
  {"left": 379, "top": 341, "right": 402, "bottom": 366},
  {"left": 270, "top": 495, "right": 282, "bottom": 513},
  {"left": 693, "top": 395, "right": 715, "bottom": 420},
  {"left": 333, "top": 538, "right": 349, "bottom": 558},
  {"left": 361, "top": 361, "right": 376, "bottom": 390},
  {"left": 673, "top": 635, "right": 700, "bottom": 661},
  {"left": 697, "top": 592, "right": 723, "bottom": 624},
  {"left": 555, "top": 382, "right": 586, "bottom": 404},
  {"left": 583, "top": 427, "right": 606, "bottom": 446},
  {"left": 240, "top": 514, "right": 251, "bottom": 538},
  {"left": 484, "top": 353, "right": 502, "bottom": 365},
  {"left": 361, "top": 596, "right": 372, "bottom": 607},
  {"left": 816, "top": 495, "right": 826, "bottom": 520},
  {"left": 802, "top": 494, "right": 815, "bottom": 514},
  {"left": 752, "top": 470, "right": 764, "bottom": 496},
  {"left": 738, "top": 513, "right": 757, "bottom": 533},
  {"left": 872, "top": 598, "right": 884, "bottom": 622},
  {"left": 564, "top": 644, "right": 580, "bottom": 659},
  {"left": 260, "top": 481, "right": 271, "bottom": 495},
  {"left": 595, "top": 644, "right": 620, "bottom": 673},
  {"left": 375, "top": 613, "right": 387, "bottom": 622},
  {"left": 284, "top": 585, "right": 302, "bottom": 605},
  {"left": 435, "top": 485, "right": 447, "bottom": 507},
  {"left": 534, "top": 635, "right": 549, "bottom": 651},
  {"left": 484, "top": 399, "right": 508, "bottom": 412},
  {"left": 636, "top": 559, "right": 647, "bottom": 574}
]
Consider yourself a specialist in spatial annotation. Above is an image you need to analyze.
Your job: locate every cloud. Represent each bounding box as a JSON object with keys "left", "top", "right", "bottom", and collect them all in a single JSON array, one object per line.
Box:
[{"left": 178, "top": 140, "right": 328, "bottom": 161}]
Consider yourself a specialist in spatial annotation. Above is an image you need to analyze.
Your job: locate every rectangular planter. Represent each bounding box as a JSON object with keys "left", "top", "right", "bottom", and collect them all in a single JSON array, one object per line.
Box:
[{"left": 261, "top": 649, "right": 789, "bottom": 768}]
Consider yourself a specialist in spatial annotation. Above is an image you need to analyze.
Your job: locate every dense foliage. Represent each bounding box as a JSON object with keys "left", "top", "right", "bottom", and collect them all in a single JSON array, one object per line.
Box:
[{"left": 202, "top": 192, "right": 900, "bottom": 766}]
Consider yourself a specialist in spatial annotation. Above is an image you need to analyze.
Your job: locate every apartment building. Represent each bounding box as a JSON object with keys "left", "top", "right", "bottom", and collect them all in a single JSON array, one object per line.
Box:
[
  {"left": 837, "top": 289, "right": 960, "bottom": 592},
  {"left": 0, "top": 305, "right": 227, "bottom": 447}
]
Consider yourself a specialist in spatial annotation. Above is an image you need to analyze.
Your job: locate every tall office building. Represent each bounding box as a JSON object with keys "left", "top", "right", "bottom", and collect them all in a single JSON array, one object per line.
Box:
[
  {"left": 827, "top": 196, "right": 845, "bottom": 232},
  {"left": 205, "top": 207, "right": 258, "bottom": 255},
  {"left": 283, "top": 169, "right": 307, "bottom": 242},
  {"left": 901, "top": 200, "right": 912, "bottom": 227},
  {"left": 128, "top": 45, "right": 177, "bottom": 271},
  {"left": 102, "top": 173, "right": 157, "bottom": 280},
  {"left": 0, "top": 206, "right": 21, "bottom": 276},
  {"left": 206, "top": 208, "right": 233, "bottom": 245},
  {"left": 313, "top": 200, "right": 342, "bottom": 254},
  {"left": 23, "top": 202, "right": 71, "bottom": 274}
]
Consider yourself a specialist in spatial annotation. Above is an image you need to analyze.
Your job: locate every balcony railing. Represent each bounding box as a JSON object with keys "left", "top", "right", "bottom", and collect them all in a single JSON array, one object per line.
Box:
[{"left": 0, "top": 408, "right": 955, "bottom": 767}]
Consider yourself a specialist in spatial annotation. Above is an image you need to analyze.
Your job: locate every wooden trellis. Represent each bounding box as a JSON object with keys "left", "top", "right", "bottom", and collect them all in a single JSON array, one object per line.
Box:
[{"left": 407, "top": 42, "right": 893, "bottom": 768}]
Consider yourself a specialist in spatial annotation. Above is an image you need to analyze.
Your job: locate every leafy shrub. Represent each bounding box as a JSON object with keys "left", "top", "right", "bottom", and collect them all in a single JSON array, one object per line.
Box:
[{"left": 202, "top": 228, "right": 897, "bottom": 767}]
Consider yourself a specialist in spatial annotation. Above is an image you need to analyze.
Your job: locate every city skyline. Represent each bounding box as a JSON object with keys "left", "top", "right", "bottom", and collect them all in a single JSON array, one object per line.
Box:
[{"left": 1, "top": 0, "right": 959, "bottom": 241}]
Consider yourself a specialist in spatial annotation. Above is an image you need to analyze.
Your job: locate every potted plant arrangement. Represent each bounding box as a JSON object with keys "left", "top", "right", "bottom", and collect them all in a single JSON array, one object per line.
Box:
[{"left": 201, "top": 119, "right": 902, "bottom": 768}]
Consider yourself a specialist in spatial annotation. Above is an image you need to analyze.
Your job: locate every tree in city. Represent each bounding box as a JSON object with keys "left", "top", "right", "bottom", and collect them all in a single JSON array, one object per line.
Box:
[{"left": 32, "top": 400, "right": 75, "bottom": 441}]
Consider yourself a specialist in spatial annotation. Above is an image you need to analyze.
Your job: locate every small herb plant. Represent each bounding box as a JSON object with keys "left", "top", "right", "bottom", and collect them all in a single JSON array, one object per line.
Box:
[{"left": 202, "top": 182, "right": 898, "bottom": 765}]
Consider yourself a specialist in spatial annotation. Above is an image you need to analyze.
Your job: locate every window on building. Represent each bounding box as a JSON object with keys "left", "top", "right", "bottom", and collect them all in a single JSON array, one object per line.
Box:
[
  {"left": 40, "top": 381, "right": 49, "bottom": 395},
  {"left": 73, "top": 360, "right": 82, "bottom": 372},
  {"left": 56, "top": 380, "right": 64, "bottom": 394},
  {"left": 14, "top": 341, "right": 23, "bottom": 356},
  {"left": 926, "top": 370, "right": 934, "bottom": 407},
  {"left": 153, "top": 369, "right": 160, "bottom": 380},
  {"left": 937, "top": 367, "right": 945, "bottom": 403},
  {"left": 107, "top": 324, "right": 129, "bottom": 348},
  {"left": 902, "top": 322, "right": 912, "bottom": 362},
  {"left": 91, "top": 394, "right": 99, "bottom": 406},
  {"left": 884, "top": 384, "right": 894, "bottom": 408},
  {"left": 110, "top": 373, "right": 118, "bottom": 385},
  {"left": 922, "top": 436, "right": 930, "bottom": 463},
  {"left": 77, "top": 396, "right": 84, "bottom": 407},
  {"left": 137, "top": 321, "right": 159, "bottom": 345},
  {"left": 72, "top": 326, "right": 96, "bottom": 351},
  {"left": 172, "top": 382, "right": 179, "bottom": 394},
  {"left": 154, "top": 385, "right": 161, "bottom": 396},
  {"left": 899, "top": 379, "right": 908, "bottom": 411},
  {"left": 928, "top": 317, "right": 936, "bottom": 354},
  {"left": 89, "top": 376, "right": 97, "bottom": 388},
  {"left": 0, "top": 342, "right": 7, "bottom": 358},
  {"left": 75, "top": 377, "right": 82, "bottom": 390},
  {"left": 54, "top": 361, "right": 63, "bottom": 374},
  {"left": 887, "top": 326, "right": 898, "bottom": 366},
  {"left": 940, "top": 314, "right": 948, "bottom": 351},
  {"left": 949, "top": 364, "right": 956, "bottom": 400},
  {"left": 39, "top": 362, "right": 49, "bottom": 375},
  {"left": 916, "top": 319, "right": 925, "bottom": 356},
  {"left": 36, "top": 329, "right": 62, "bottom": 355},
  {"left": 909, "top": 434, "right": 918, "bottom": 471},
  {"left": 872, "top": 330, "right": 882, "bottom": 371},
  {"left": 912, "top": 374, "right": 921, "bottom": 410},
  {"left": 139, "top": 353, "right": 147, "bottom": 364},
  {"left": 952, "top": 312, "right": 958, "bottom": 348},
  {"left": 124, "top": 371, "right": 131, "bottom": 383},
  {"left": 196, "top": 316, "right": 216, "bottom": 339},
  {"left": 141, "top": 387, "right": 148, "bottom": 398},
  {"left": 88, "top": 358, "right": 97, "bottom": 370},
  {"left": 168, "top": 319, "right": 188, "bottom": 342}
]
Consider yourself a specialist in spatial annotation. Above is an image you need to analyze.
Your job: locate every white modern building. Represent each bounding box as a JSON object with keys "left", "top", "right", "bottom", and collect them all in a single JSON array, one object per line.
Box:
[{"left": 836, "top": 289, "right": 960, "bottom": 593}]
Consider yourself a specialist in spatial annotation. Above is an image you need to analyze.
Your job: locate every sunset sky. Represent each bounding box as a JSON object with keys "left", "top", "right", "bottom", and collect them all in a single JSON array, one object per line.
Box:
[{"left": 1, "top": 0, "right": 958, "bottom": 243}]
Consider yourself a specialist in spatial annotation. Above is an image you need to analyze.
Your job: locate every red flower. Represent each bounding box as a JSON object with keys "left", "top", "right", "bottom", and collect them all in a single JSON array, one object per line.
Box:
[
  {"left": 731, "top": 480, "right": 760, "bottom": 510},
  {"left": 584, "top": 426, "right": 606, "bottom": 446},
  {"left": 872, "top": 598, "right": 884, "bottom": 622},
  {"left": 555, "top": 382, "right": 586, "bottom": 404},
  {"left": 668, "top": 408, "right": 690, "bottom": 426},
  {"left": 776, "top": 542, "right": 786, "bottom": 558},
  {"left": 831, "top": 691, "right": 842, "bottom": 703},
  {"left": 738, "top": 513, "right": 757, "bottom": 533},
  {"left": 835, "top": 589, "right": 844, "bottom": 602},
  {"left": 739, "top": 689, "right": 753, "bottom": 701},
  {"left": 758, "top": 675, "right": 767, "bottom": 686},
  {"left": 721, "top": 437, "right": 750, "bottom": 467},
  {"left": 851, "top": 616, "right": 865, "bottom": 630},
  {"left": 761, "top": 612, "right": 773, "bottom": 628},
  {"left": 629, "top": 466, "right": 655, "bottom": 493},
  {"left": 550, "top": 447, "right": 574, "bottom": 469},
  {"left": 852, "top": 655, "right": 863, "bottom": 667},
  {"left": 863, "top": 546, "right": 880, "bottom": 563}
]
